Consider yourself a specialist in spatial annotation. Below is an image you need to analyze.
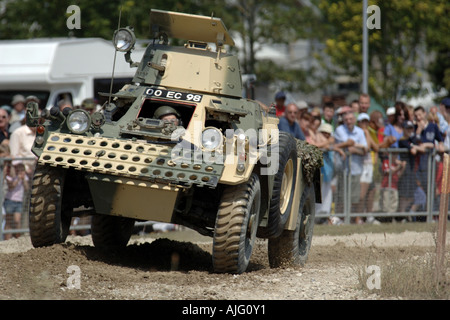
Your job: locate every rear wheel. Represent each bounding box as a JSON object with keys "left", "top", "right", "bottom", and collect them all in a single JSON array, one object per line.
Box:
[
  {"left": 212, "top": 174, "right": 261, "bottom": 274},
  {"left": 91, "top": 215, "right": 135, "bottom": 247},
  {"left": 258, "top": 132, "right": 297, "bottom": 238},
  {"left": 29, "top": 165, "right": 72, "bottom": 247},
  {"left": 268, "top": 186, "right": 316, "bottom": 268}
]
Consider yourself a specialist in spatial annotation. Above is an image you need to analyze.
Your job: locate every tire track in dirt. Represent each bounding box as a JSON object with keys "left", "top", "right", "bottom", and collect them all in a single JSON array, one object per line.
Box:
[{"left": 0, "top": 231, "right": 444, "bottom": 300}]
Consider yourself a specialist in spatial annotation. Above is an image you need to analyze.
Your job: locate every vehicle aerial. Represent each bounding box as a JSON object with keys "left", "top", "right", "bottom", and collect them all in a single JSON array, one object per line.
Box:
[
  {"left": 26, "top": 9, "right": 322, "bottom": 274},
  {"left": 0, "top": 38, "right": 145, "bottom": 109}
]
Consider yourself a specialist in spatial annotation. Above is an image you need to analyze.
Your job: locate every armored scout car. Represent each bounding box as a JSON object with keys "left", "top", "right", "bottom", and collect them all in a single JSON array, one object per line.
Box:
[{"left": 26, "top": 9, "right": 322, "bottom": 274}]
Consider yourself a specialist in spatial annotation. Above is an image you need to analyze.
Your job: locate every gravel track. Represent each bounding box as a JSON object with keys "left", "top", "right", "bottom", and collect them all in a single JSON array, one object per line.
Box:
[{"left": 0, "top": 228, "right": 447, "bottom": 300}]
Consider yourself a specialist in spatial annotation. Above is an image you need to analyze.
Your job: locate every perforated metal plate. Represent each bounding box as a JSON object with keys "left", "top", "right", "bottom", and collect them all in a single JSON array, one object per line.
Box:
[{"left": 38, "top": 133, "right": 224, "bottom": 188}]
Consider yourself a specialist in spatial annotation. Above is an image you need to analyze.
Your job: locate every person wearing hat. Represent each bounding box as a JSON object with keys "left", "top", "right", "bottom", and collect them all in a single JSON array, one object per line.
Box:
[
  {"left": 314, "top": 123, "right": 334, "bottom": 219},
  {"left": 9, "top": 94, "right": 26, "bottom": 127},
  {"left": 384, "top": 103, "right": 408, "bottom": 149},
  {"left": 154, "top": 105, "right": 181, "bottom": 126},
  {"left": 294, "top": 100, "right": 308, "bottom": 124},
  {"left": 274, "top": 91, "right": 287, "bottom": 117},
  {"left": 386, "top": 107, "right": 396, "bottom": 125},
  {"left": 313, "top": 122, "right": 347, "bottom": 222},
  {"left": 356, "top": 112, "right": 381, "bottom": 222}
]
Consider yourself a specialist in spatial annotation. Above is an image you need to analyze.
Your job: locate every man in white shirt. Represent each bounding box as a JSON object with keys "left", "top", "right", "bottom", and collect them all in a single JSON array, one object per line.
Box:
[
  {"left": 334, "top": 111, "right": 368, "bottom": 213},
  {"left": 9, "top": 122, "right": 37, "bottom": 176}
]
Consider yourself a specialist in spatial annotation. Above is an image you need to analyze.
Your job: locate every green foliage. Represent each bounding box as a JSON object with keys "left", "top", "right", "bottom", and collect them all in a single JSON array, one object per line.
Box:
[
  {"left": 0, "top": 0, "right": 203, "bottom": 39},
  {"left": 1, "top": 0, "right": 448, "bottom": 98},
  {"left": 316, "top": 0, "right": 450, "bottom": 104}
]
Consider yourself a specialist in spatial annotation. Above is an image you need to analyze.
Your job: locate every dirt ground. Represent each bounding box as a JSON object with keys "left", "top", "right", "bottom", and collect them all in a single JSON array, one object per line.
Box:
[{"left": 0, "top": 223, "right": 448, "bottom": 301}]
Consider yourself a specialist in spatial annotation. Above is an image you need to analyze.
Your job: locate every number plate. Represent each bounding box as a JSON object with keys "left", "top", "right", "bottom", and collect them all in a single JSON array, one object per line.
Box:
[{"left": 145, "top": 88, "right": 203, "bottom": 103}]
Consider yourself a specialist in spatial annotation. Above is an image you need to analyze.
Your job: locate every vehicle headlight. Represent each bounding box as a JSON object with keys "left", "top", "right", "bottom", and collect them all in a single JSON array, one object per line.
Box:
[
  {"left": 67, "top": 109, "right": 91, "bottom": 134},
  {"left": 113, "top": 27, "right": 136, "bottom": 52},
  {"left": 201, "top": 127, "right": 223, "bottom": 151}
]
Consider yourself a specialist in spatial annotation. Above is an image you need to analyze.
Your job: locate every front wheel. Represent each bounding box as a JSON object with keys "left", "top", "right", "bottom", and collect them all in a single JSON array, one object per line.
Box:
[
  {"left": 268, "top": 186, "right": 316, "bottom": 268},
  {"left": 29, "top": 165, "right": 72, "bottom": 248},
  {"left": 212, "top": 174, "right": 261, "bottom": 274},
  {"left": 258, "top": 131, "right": 297, "bottom": 238}
]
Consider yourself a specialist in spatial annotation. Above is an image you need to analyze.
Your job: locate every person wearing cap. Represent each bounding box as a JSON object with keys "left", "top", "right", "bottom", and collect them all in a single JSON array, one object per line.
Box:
[
  {"left": 314, "top": 123, "right": 335, "bottom": 219},
  {"left": 278, "top": 103, "right": 305, "bottom": 141},
  {"left": 398, "top": 120, "right": 421, "bottom": 214},
  {"left": 9, "top": 94, "right": 26, "bottom": 127},
  {"left": 386, "top": 106, "right": 396, "bottom": 125},
  {"left": 274, "top": 91, "right": 287, "bottom": 117}
]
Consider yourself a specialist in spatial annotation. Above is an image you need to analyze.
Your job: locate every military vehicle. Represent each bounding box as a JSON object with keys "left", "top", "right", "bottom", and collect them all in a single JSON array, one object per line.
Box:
[{"left": 26, "top": 9, "right": 322, "bottom": 274}]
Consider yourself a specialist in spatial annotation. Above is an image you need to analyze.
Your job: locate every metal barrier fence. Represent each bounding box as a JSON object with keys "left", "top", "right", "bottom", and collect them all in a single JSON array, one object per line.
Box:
[
  {"left": 1, "top": 148, "right": 448, "bottom": 240},
  {"left": 315, "top": 148, "right": 450, "bottom": 224}
]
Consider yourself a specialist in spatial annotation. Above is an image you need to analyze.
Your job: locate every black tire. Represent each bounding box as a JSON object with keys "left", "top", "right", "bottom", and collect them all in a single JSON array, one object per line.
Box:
[
  {"left": 258, "top": 131, "right": 297, "bottom": 238},
  {"left": 29, "top": 165, "right": 72, "bottom": 248},
  {"left": 268, "top": 186, "right": 316, "bottom": 268},
  {"left": 91, "top": 215, "right": 135, "bottom": 247},
  {"left": 212, "top": 174, "right": 261, "bottom": 274}
]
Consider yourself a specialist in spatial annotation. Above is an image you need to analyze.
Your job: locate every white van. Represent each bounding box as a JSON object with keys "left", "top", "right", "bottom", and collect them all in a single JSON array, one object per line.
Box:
[{"left": 0, "top": 37, "right": 145, "bottom": 109}]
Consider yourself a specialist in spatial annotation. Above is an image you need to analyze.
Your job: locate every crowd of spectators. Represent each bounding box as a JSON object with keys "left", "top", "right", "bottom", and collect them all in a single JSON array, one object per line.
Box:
[
  {"left": 275, "top": 90, "right": 450, "bottom": 224},
  {"left": 0, "top": 94, "right": 97, "bottom": 239},
  {"left": 0, "top": 94, "right": 37, "bottom": 239}
]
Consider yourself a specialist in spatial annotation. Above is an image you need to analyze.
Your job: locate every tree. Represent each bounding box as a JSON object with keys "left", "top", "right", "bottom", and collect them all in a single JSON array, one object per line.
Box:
[
  {"left": 204, "top": 0, "right": 319, "bottom": 93},
  {"left": 0, "top": 0, "right": 203, "bottom": 40},
  {"left": 316, "top": 0, "right": 450, "bottom": 105},
  {"left": 424, "top": 0, "right": 450, "bottom": 91}
]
